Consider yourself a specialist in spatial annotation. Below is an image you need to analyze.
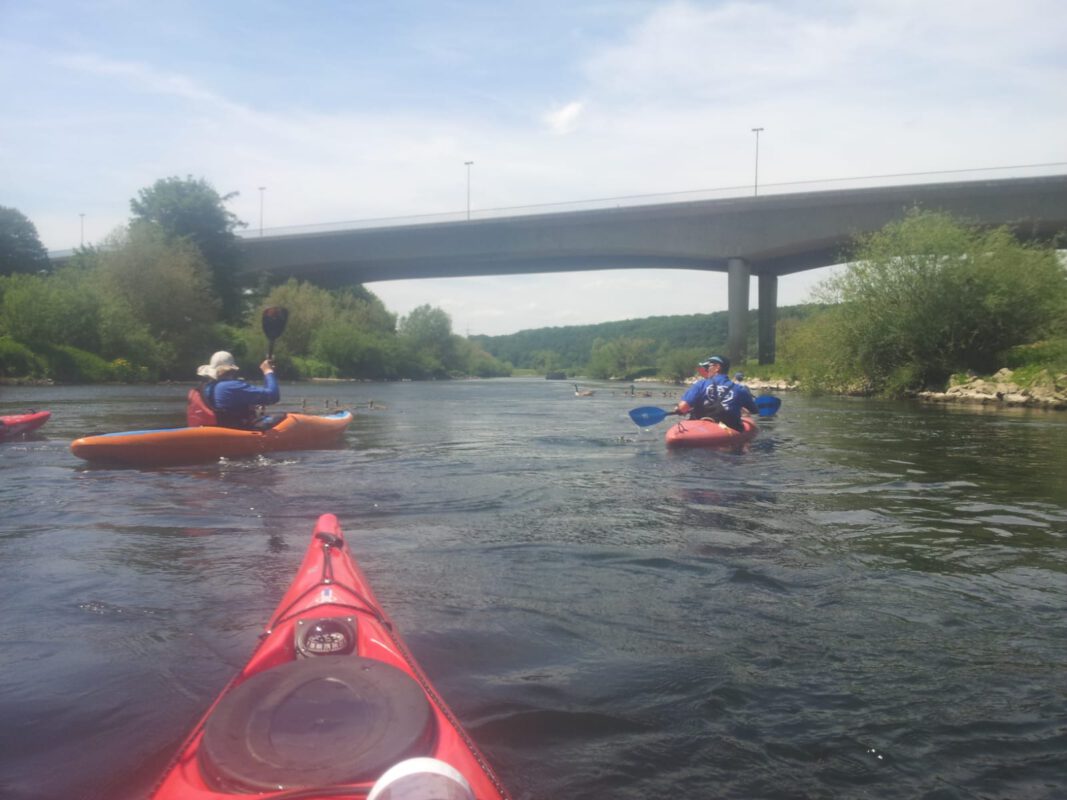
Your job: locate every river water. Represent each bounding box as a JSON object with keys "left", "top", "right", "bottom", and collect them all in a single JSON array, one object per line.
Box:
[{"left": 0, "top": 380, "right": 1064, "bottom": 800}]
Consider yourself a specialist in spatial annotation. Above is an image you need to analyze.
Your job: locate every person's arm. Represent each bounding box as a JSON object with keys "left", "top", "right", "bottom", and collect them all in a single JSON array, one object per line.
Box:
[
  {"left": 672, "top": 381, "right": 703, "bottom": 415},
  {"left": 739, "top": 388, "right": 759, "bottom": 416},
  {"left": 215, "top": 371, "right": 280, "bottom": 410},
  {"left": 258, "top": 369, "right": 280, "bottom": 405},
  {"left": 258, "top": 361, "right": 280, "bottom": 405}
]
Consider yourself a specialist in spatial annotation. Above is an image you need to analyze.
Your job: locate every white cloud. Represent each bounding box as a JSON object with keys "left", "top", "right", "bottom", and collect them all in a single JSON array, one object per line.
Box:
[{"left": 544, "top": 100, "right": 585, "bottom": 134}]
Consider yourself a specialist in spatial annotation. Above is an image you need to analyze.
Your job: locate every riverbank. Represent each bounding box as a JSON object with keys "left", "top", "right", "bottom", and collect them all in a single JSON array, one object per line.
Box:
[{"left": 916, "top": 368, "right": 1067, "bottom": 410}]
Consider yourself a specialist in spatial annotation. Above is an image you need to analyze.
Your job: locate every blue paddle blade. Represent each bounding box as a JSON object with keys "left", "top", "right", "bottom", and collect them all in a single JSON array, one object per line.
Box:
[
  {"left": 629, "top": 406, "right": 670, "bottom": 426},
  {"left": 755, "top": 395, "right": 781, "bottom": 417}
]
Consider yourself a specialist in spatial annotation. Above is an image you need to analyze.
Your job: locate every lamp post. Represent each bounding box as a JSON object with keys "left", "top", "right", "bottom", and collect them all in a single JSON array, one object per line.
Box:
[
  {"left": 464, "top": 161, "right": 473, "bottom": 220},
  {"left": 79, "top": 213, "right": 85, "bottom": 246},
  {"left": 258, "top": 187, "right": 266, "bottom": 236},
  {"left": 750, "top": 127, "right": 764, "bottom": 197}
]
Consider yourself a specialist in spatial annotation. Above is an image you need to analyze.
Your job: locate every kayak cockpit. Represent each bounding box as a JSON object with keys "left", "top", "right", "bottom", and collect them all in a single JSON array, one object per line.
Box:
[{"left": 198, "top": 655, "right": 437, "bottom": 791}]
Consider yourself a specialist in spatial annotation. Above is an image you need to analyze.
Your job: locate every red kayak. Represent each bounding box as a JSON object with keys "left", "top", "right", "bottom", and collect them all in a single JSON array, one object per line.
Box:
[
  {"left": 665, "top": 417, "right": 758, "bottom": 448},
  {"left": 0, "top": 410, "right": 51, "bottom": 442},
  {"left": 151, "top": 514, "right": 511, "bottom": 800}
]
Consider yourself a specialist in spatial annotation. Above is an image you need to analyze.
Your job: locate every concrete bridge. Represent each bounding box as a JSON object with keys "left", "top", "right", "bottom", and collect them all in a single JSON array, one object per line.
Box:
[{"left": 236, "top": 174, "right": 1067, "bottom": 364}]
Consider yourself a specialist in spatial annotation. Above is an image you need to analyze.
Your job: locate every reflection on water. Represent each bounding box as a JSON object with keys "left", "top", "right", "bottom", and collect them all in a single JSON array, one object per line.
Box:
[{"left": 0, "top": 381, "right": 1064, "bottom": 800}]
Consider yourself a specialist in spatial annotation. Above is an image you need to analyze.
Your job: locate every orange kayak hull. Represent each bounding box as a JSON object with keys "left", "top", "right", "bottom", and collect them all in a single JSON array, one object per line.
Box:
[{"left": 70, "top": 411, "right": 352, "bottom": 466}]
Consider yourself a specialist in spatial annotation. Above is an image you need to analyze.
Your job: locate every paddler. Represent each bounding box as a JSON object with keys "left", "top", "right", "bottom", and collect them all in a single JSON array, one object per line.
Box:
[
  {"left": 670, "top": 354, "right": 757, "bottom": 432},
  {"left": 187, "top": 351, "right": 281, "bottom": 429}
]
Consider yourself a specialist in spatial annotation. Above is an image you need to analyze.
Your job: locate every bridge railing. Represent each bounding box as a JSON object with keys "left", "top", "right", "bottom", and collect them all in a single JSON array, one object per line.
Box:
[
  {"left": 234, "top": 162, "right": 1067, "bottom": 240},
  {"left": 48, "top": 162, "right": 1067, "bottom": 258}
]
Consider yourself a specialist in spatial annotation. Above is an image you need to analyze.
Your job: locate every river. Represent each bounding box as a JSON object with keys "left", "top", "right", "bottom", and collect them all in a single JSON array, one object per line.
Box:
[{"left": 1, "top": 379, "right": 1064, "bottom": 800}]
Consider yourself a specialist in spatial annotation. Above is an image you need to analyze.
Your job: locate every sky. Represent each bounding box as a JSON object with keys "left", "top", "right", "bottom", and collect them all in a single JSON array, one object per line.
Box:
[{"left": 3, "top": 1, "right": 1065, "bottom": 336}]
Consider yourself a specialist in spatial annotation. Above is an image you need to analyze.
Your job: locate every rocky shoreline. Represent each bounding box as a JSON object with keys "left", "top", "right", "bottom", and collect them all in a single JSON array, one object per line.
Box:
[
  {"left": 917, "top": 368, "right": 1067, "bottom": 410},
  {"left": 711, "top": 370, "right": 1067, "bottom": 412}
]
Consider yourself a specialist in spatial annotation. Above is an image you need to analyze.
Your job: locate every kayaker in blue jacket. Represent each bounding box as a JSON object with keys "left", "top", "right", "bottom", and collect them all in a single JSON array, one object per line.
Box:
[
  {"left": 190, "top": 351, "right": 280, "bottom": 429},
  {"left": 671, "top": 354, "right": 758, "bottom": 432}
]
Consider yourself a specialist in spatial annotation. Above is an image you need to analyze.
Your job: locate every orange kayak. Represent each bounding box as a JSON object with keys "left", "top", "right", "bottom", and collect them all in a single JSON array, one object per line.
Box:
[
  {"left": 70, "top": 411, "right": 352, "bottom": 466},
  {"left": 665, "top": 417, "right": 758, "bottom": 448},
  {"left": 151, "top": 513, "right": 511, "bottom": 800}
]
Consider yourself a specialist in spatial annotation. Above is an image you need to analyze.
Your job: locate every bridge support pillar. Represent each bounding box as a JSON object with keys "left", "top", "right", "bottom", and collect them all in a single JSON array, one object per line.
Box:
[
  {"left": 727, "top": 258, "right": 750, "bottom": 365},
  {"left": 758, "top": 274, "right": 778, "bottom": 364}
]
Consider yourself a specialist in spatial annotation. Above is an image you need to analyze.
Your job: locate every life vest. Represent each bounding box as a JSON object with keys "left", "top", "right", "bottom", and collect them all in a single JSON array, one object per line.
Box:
[{"left": 187, "top": 385, "right": 219, "bottom": 427}]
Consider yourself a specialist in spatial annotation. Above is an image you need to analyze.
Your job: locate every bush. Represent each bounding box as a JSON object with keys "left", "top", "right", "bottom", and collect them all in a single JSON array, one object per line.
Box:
[
  {"left": 801, "top": 209, "right": 1067, "bottom": 394},
  {"left": 291, "top": 356, "right": 337, "bottom": 379},
  {"left": 38, "top": 344, "right": 116, "bottom": 383},
  {"left": 1002, "top": 337, "right": 1067, "bottom": 372},
  {"left": 0, "top": 336, "right": 44, "bottom": 377},
  {"left": 109, "top": 358, "right": 151, "bottom": 383}
]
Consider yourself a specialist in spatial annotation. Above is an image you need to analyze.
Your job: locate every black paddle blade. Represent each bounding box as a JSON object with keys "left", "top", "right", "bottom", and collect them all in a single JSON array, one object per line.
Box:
[
  {"left": 262, "top": 307, "right": 289, "bottom": 359},
  {"left": 262, "top": 307, "right": 289, "bottom": 340}
]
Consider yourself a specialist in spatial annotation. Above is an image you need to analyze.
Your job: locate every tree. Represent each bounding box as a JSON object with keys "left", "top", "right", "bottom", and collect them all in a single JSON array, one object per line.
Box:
[
  {"left": 587, "top": 336, "right": 657, "bottom": 379},
  {"left": 0, "top": 270, "right": 100, "bottom": 351},
  {"left": 802, "top": 209, "right": 1067, "bottom": 394},
  {"left": 0, "top": 206, "right": 50, "bottom": 275},
  {"left": 95, "top": 222, "right": 220, "bottom": 376},
  {"left": 398, "top": 304, "right": 456, "bottom": 375},
  {"left": 658, "top": 346, "right": 705, "bottom": 383},
  {"left": 130, "top": 176, "right": 245, "bottom": 320}
]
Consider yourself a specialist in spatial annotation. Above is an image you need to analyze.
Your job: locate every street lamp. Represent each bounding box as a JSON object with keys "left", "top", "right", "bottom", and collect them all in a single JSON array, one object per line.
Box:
[
  {"left": 750, "top": 127, "right": 764, "bottom": 197},
  {"left": 79, "top": 213, "right": 85, "bottom": 246},
  {"left": 258, "top": 187, "right": 266, "bottom": 236},
  {"left": 464, "top": 161, "right": 474, "bottom": 220}
]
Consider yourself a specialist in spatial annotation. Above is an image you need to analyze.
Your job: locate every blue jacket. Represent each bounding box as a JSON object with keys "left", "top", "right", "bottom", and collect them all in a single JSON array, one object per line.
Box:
[
  {"left": 680, "top": 375, "right": 758, "bottom": 428},
  {"left": 204, "top": 373, "right": 280, "bottom": 428}
]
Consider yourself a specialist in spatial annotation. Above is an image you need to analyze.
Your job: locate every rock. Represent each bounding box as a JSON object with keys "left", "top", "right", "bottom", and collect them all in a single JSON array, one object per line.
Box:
[{"left": 919, "top": 367, "right": 1067, "bottom": 410}]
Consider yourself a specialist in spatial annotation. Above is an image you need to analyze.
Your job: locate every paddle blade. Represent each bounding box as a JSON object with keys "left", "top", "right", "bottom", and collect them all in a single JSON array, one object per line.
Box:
[
  {"left": 262, "top": 306, "right": 289, "bottom": 359},
  {"left": 755, "top": 395, "right": 781, "bottom": 417},
  {"left": 629, "top": 406, "right": 670, "bottom": 427}
]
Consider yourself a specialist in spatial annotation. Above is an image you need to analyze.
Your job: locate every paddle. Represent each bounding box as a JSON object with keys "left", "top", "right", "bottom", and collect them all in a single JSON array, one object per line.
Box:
[
  {"left": 262, "top": 306, "right": 289, "bottom": 361},
  {"left": 628, "top": 406, "right": 676, "bottom": 427},
  {"left": 755, "top": 395, "right": 781, "bottom": 417}
]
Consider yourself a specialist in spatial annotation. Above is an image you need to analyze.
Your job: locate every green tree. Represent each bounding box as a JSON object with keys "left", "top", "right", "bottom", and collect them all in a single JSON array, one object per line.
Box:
[
  {"left": 130, "top": 176, "right": 245, "bottom": 320},
  {"left": 0, "top": 206, "right": 50, "bottom": 275},
  {"left": 398, "top": 304, "right": 456, "bottom": 376},
  {"left": 658, "top": 346, "right": 705, "bottom": 383},
  {"left": 311, "top": 322, "right": 397, "bottom": 379},
  {"left": 453, "top": 336, "right": 511, "bottom": 378},
  {"left": 0, "top": 269, "right": 100, "bottom": 351},
  {"left": 95, "top": 222, "right": 220, "bottom": 376},
  {"left": 587, "top": 336, "right": 657, "bottom": 379},
  {"left": 802, "top": 209, "right": 1067, "bottom": 394}
]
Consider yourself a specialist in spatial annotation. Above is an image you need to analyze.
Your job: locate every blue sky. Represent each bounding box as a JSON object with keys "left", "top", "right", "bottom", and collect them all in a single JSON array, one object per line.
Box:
[{"left": 3, "top": 1, "right": 1065, "bottom": 335}]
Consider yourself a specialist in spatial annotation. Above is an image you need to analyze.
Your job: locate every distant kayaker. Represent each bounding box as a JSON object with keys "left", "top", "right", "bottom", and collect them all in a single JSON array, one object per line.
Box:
[
  {"left": 670, "top": 354, "right": 757, "bottom": 432},
  {"left": 187, "top": 351, "right": 280, "bottom": 429}
]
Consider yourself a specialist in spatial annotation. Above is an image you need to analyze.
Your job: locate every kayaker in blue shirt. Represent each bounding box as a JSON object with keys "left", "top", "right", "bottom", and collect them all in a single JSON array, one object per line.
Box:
[
  {"left": 190, "top": 351, "right": 280, "bottom": 429},
  {"left": 671, "top": 354, "right": 758, "bottom": 432}
]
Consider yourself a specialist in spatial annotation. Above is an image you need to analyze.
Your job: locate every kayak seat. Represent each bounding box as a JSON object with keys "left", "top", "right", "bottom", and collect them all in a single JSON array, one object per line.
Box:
[
  {"left": 198, "top": 656, "right": 436, "bottom": 792},
  {"left": 250, "top": 412, "right": 288, "bottom": 431}
]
